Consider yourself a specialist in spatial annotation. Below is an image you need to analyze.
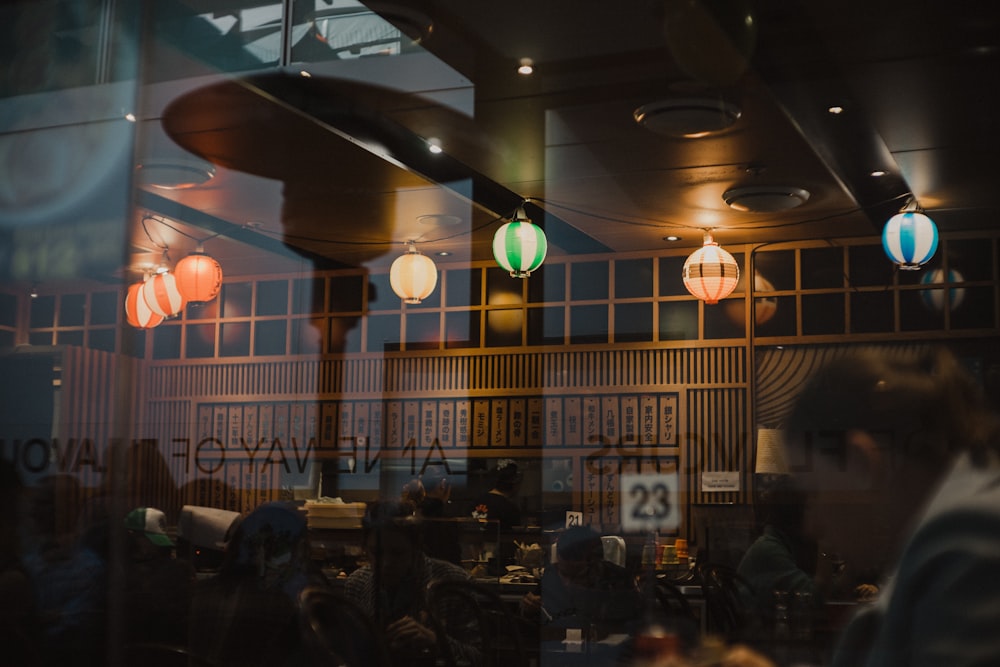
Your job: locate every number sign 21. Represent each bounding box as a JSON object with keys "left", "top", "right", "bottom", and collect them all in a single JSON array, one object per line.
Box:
[{"left": 620, "top": 472, "right": 679, "bottom": 532}]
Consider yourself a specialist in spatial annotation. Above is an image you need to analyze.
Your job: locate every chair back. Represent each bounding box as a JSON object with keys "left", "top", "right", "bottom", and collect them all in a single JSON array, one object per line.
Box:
[
  {"left": 425, "top": 579, "right": 530, "bottom": 667},
  {"left": 298, "top": 586, "right": 390, "bottom": 667},
  {"left": 696, "top": 562, "right": 755, "bottom": 640},
  {"left": 601, "top": 535, "right": 627, "bottom": 566}
]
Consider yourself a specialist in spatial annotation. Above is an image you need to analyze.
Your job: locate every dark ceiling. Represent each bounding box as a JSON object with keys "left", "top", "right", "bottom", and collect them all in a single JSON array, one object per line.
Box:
[{"left": 132, "top": 0, "right": 1000, "bottom": 277}]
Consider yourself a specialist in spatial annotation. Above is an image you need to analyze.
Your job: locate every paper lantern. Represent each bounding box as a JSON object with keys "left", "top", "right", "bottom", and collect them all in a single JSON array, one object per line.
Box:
[
  {"left": 124, "top": 281, "right": 163, "bottom": 329},
  {"left": 682, "top": 232, "right": 740, "bottom": 304},
  {"left": 921, "top": 268, "right": 965, "bottom": 312},
  {"left": 723, "top": 271, "right": 777, "bottom": 325},
  {"left": 882, "top": 210, "right": 938, "bottom": 270},
  {"left": 493, "top": 208, "right": 547, "bottom": 278},
  {"left": 142, "top": 271, "right": 185, "bottom": 317},
  {"left": 389, "top": 244, "right": 438, "bottom": 304},
  {"left": 174, "top": 251, "right": 223, "bottom": 304}
]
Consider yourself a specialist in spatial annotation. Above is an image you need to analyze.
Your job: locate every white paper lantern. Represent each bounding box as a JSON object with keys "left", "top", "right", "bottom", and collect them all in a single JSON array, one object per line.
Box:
[
  {"left": 141, "top": 271, "right": 185, "bottom": 317},
  {"left": 682, "top": 232, "right": 740, "bottom": 304},
  {"left": 390, "top": 245, "right": 438, "bottom": 304},
  {"left": 882, "top": 210, "right": 939, "bottom": 270}
]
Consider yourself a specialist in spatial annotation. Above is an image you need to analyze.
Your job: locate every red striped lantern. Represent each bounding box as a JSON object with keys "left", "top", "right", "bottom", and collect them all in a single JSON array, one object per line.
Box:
[
  {"left": 174, "top": 251, "right": 223, "bottom": 304},
  {"left": 682, "top": 231, "right": 740, "bottom": 304},
  {"left": 142, "top": 271, "right": 185, "bottom": 317},
  {"left": 124, "top": 281, "right": 163, "bottom": 329}
]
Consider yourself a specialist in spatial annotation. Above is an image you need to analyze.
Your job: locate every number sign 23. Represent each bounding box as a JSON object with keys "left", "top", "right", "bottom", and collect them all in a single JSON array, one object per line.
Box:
[{"left": 620, "top": 472, "right": 679, "bottom": 532}]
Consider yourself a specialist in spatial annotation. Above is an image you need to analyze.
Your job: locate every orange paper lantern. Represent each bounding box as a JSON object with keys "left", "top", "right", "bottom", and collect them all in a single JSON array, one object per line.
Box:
[
  {"left": 124, "top": 281, "right": 163, "bottom": 329},
  {"left": 142, "top": 271, "right": 185, "bottom": 317},
  {"left": 174, "top": 252, "right": 223, "bottom": 303}
]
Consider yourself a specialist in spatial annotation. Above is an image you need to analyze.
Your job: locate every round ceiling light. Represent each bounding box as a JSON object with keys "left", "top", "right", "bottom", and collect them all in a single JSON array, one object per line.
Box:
[
  {"left": 722, "top": 185, "right": 811, "bottom": 213},
  {"left": 135, "top": 159, "right": 216, "bottom": 190},
  {"left": 633, "top": 98, "right": 741, "bottom": 138}
]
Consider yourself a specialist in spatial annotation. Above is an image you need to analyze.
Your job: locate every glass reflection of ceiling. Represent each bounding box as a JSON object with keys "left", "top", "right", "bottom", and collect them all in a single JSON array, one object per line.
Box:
[{"left": 195, "top": 0, "right": 406, "bottom": 65}]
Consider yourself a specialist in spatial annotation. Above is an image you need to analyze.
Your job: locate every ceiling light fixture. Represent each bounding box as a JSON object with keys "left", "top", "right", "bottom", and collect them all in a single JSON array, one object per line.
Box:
[
  {"left": 827, "top": 105, "right": 844, "bottom": 115},
  {"left": 682, "top": 230, "right": 740, "bottom": 304},
  {"left": 882, "top": 200, "right": 939, "bottom": 270},
  {"left": 634, "top": 97, "right": 741, "bottom": 138},
  {"left": 723, "top": 185, "right": 810, "bottom": 213},
  {"left": 518, "top": 58, "right": 534, "bottom": 75},
  {"left": 870, "top": 170, "right": 887, "bottom": 177},
  {"left": 390, "top": 241, "right": 438, "bottom": 304},
  {"left": 493, "top": 205, "right": 548, "bottom": 278},
  {"left": 427, "top": 138, "right": 443, "bottom": 154},
  {"left": 663, "top": 235, "right": 682, "bottom": 242}
]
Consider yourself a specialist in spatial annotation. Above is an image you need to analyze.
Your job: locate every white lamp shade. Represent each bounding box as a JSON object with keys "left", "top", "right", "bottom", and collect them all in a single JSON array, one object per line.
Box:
[
  {"left": 882, "top": 211, "right": 939, "bottom": 269},
  {"left": 390, "top": 249, "right": 438, "bottom": 304},
  {"left": 124, "top": 280, "right": 163, "bottom": 329},
  {"left": 755, "top": 428, "right": 789, "bottom": 474},
  {"left": 493, "top": 220, "right": 548, "bottom": 277},
  {"left": 141, "top": 271, "right": 185, "bottom": 317},
  {"left": 682, "top": 237, "right": 740, "bottom": 303}
]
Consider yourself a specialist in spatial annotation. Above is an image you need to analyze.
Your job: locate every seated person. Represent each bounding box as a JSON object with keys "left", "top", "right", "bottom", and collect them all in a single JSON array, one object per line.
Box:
[
  {"left": 522, "top": 525, "right": 642, "bottom": 638},
  {"left": 344, "top": 501, "right": 476, "bottom": 666},
  {"left": 187, "top": 502, "right": 328, "bottom": 666}
]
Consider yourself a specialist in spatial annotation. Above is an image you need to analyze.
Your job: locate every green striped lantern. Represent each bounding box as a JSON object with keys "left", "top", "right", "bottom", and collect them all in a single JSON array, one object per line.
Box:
[{"left": 493, "top": 208, "right": 548, "bottom": 278}]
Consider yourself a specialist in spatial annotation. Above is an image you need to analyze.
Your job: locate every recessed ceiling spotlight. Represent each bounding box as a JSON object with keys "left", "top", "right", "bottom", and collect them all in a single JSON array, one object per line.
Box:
[
  {"left": 827, "top": 105, "right": 844, "bottom": 115},
  {"left": 299, "top": 70, "right": 312, "bottom": 78},
  {"left": 634, "top": 98, "right": 741, "bottom": 138},
  {"left": 870, "top": 170, "right": 887, "bottom": 177},
  {"left": 427, "top": 138, "right": 443, "bottom": 154},
  {"left": 723, "top": 185, "right": 811, "bottom": 213},
  {"left": 124, "top": 112, "right": 137, "bottom": 122},
  {"left": 436, "top": 251, "right": 452, "bottom": 257},
  {"left": 663, "top": 235, "right": 682, "bottom": 242},
  {"left": 518, "top": 58, "right": 534, "bottom": 75}
]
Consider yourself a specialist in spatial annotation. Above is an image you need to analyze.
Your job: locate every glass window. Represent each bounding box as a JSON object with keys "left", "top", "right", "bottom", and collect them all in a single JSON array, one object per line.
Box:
[
  {"left": 528, "top": 263, "right": 565, "bottom": 303},
  {"left": 659, "top": 301, "right": 698, "bottom": 340},
  {"left": 802, "top": 293, "right": 845, "bottom": 335},
  {"left": 220, "top": 322, "right": 251, "bottom": 357},
  {"left": 569, "top": 304, "right": 608, "bottom": 343},
  {"left": 152, "top": 325, "right": 182, "bottom": 360},
  {"left": 186, "top": 324, "right": 216, "bottom": 358},
  {"left": 254, "top": 320, "right": 287, "bottom": 356},
  {"left": 614, "top": 302, "right": 653, "bottom": 342},
  {"left": 256, "top": 281, "right": 288, "bottom": 316},
  {"left": 801, "top": 247, "right": 844, "bottom": 289},
  {"left": 222, "top": 282, "right": 252, "bottom": 318},
  {"left": 329, "top": 275, "right": 365, "bottom": 312},
  {"left": 571, "top": 261, "right": 609, "bottom": 301},
  {"left": 444, "top": 311, "right": 479, "bottom": 349},
  {"left": 755, "top": 250, "right": 796, "bottom": 291},
  {"left": 659, "top": 256, "right": 689, "bottom": 297},
  {"left": 615, "top": 259, "right": 653, "bottom": 299},
  {"left": 445, "top": 269, "right": 482, "bottom": 307},
  {"left": 30, "top": 295, "right": 56, "bottom": 329},
  {"left": 850, "top": 291, "right": 895, "bottom": 333},
  {"left": 848, "top": 244, "right": 895, "bottom": 288},
  {"left": 755, "top": 296, "right": 797, "bottom": 338},
  {"left": 405, "top": 312, "right": 440, "bottom": 350},
  {"left": 89, "top": 291, "right": 119, "bottom": 325},
  {"left": 527, "top": 306, "right": 565, "bottom": 345}
]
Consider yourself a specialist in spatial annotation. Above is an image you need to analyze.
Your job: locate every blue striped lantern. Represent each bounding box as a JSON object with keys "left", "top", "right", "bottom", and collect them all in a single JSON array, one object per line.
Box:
[
  {"left": 682, "top": 232, "right": 740, "bottom": 304},
  {"left": 882, "top": 210, "right": 939, "bottom": 270},
  {"left": 493, "top": 207, "right": 547, "bottom": 278},
  {"left": 920, "top": 268, "right": 965, "bottom": 312}
]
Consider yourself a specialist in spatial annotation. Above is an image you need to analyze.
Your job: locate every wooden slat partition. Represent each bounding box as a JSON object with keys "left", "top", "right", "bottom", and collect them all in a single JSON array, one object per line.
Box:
[
  {"left": 684, "top": 387, "right": 749, "bottom": 505},
  {"left": 147, "top": 347, "right": 746, "bottom": 401}
]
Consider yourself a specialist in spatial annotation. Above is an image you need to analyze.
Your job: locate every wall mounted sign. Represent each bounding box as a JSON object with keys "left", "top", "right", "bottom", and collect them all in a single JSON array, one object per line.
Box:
[
  {"left": 701, "top": 470, "right": 741, "bottom": 492},
  {"left": 619, "top": 471, "right": 680, "bottom": 532}
]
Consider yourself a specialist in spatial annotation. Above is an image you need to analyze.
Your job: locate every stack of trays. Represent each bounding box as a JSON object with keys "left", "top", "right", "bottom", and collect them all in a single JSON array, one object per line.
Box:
[{"left": 304, "top": 501, "right": 366, "bottom": 529}]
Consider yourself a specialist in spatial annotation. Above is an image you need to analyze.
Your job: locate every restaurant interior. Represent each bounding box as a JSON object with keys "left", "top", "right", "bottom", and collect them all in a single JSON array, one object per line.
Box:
[{"left": 1, "top": 1, "right": 999, "bottom": 665}]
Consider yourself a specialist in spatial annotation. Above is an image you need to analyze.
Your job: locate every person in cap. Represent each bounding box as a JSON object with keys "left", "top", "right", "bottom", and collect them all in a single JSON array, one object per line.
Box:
[{"left": 123, "top": 506, "right": 195, "bottom": 648}]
